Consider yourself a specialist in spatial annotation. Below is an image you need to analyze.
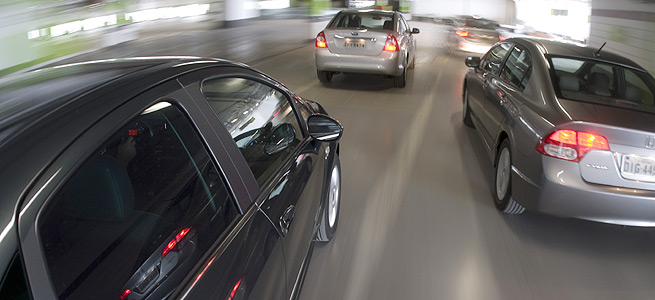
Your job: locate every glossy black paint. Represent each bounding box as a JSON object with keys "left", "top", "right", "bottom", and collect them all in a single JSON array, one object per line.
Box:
[{"left": 0, "top": 57, "right": 341, "bottom": 300}]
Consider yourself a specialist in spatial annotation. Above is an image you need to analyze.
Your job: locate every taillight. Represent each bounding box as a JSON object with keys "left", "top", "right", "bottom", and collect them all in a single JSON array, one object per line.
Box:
[
  {"left": 316, "top": 31, "right": 327, "bottom": 48},
  {"left": 499, "top": 35, "right": 506, "bottom": 41},
  {"left": 537, "top": 129, "right": 609, "bottom": 162},
  {"left": 162, "top": 227, "right": 192, "bottom": 258},
  {"left": 455, "top": 30, "right": 469, "bottom": 37},
  {"left": 384, "top": 34, "right": 398, "bottom": 51}
]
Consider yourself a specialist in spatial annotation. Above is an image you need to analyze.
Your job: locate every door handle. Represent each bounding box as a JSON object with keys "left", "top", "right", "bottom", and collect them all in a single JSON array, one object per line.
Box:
[{"left": 279, "top": 205, "right": 295, "bottom": 237}]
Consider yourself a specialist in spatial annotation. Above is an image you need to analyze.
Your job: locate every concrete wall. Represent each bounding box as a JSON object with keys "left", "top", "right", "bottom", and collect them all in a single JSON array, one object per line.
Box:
[
  {"left": 411, "top": 0, "right": 514, "bottom": 23},
  {"left": 589, "top": 0, "right": 655, "bottom": 76}
]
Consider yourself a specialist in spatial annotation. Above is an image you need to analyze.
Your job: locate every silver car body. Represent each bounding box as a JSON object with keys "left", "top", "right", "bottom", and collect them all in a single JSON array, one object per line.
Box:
[
  {"left": 464, "top": 38, "right": 655, "bottom": 226},
  {"left": 315, "top": 9, "right": 417, "bottom": 77}
]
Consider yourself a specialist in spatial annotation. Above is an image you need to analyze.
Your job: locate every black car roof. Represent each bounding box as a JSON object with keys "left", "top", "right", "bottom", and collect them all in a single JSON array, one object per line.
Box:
[{"left": 512, "top": 38, "right": 645, "bottom": 71}]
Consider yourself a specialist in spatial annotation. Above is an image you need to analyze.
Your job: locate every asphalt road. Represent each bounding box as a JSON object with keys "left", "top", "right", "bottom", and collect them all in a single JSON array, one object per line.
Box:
[{"left": 52, "top": 19, "right": 655, "bottom": 300}]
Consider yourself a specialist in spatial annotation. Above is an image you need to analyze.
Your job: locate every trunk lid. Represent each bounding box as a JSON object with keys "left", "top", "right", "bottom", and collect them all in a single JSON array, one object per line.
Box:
[{"left": 323, "top": 28, "right": 390, "bottom": 56}]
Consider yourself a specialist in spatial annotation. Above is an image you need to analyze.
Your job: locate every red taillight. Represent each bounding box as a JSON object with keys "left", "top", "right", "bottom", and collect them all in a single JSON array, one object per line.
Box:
[
  {"left": 162, "top": 227, "right": 192, "bottom": 258},
  {"left": 455, "top": 30, "right": 469, "bottom": 37},
  {"left": 120, "top": 289, "right": 131, "bottom": 300},
  {"left": 499, "top": 35, "right": 506, "bottom": 41},
  {"left": 537, "top": 129, "right": 609, "bottom": 162},
  {"left": 316, "top": 31, "right": 327, "bottom": 48},
  {"left": 384, "top": 34, "right": 398, "bottom": 51}
]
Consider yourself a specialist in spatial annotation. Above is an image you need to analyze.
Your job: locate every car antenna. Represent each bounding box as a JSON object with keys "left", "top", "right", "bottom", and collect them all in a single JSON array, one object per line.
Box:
[{"left": 593, "top": 42, "right": 606, "bottom": 57}]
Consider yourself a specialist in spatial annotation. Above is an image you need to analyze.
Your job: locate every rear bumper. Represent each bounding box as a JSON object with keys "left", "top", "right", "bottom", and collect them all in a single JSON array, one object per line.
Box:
[
  {"left": 512, "top": 156, "right": 655, "bottom": 227},
  {"left": 315, "top": 48, "right": 404, "bottom": 76},
  {"left": 454, "top": 38, "right": 494, "bottom": 54}
]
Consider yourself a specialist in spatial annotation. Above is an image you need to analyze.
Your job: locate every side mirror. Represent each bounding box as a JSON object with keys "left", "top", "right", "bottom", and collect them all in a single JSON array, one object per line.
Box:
[
  {"left": 265, "top": 123, "right": 296, "bottom": 155},
  {"left": 307, "top": 114, "right": 343, "bottom": 142},
  {"left": 465, "top": 56, "right": 481, "bottom": 68},
  {"left": 411, "top": 28, "right": 420, "bottom": 34}
]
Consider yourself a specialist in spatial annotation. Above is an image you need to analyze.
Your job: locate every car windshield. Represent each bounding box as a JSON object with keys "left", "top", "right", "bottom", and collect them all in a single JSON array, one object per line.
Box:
[
  {"left": 550, "top": 56, "right": 655, "bottom": 113},
  {"left": 464, "top": 18, "right": 499, "bottom": 30},
  {"left": 327, "top": 11, "right": 394, "bottom": 30}
]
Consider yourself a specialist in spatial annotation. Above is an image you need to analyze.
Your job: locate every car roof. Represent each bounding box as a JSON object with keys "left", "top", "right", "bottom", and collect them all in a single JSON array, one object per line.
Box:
[{"left": 510, "top": 38, "right": 645, "bottom": 71}]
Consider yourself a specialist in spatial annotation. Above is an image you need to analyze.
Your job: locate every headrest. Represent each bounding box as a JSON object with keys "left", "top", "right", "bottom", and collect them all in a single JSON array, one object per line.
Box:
[
  {"left": 558, "top": 74, "right": 579, "bottom": 92},
  {"left": 383, "top": 20, "right": 393, "bottom": 30},
  {"left": 625, "top": 84, "right": 642, "bottom": 103},
  {"left": 588, "top": 72, "right": 611, "bottom": 96},
  {"left": 62, "top": 155, "right": 134, "bottom": 222}
]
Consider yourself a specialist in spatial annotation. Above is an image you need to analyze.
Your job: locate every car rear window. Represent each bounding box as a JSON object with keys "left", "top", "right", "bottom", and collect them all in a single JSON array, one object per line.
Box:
[
  {"left": 464, "top": 18, "right": 499, "bottom": 30},
  {"left": 550, "top": 56, "right": 655, "bottom": 112},
  {"left": 328, "top": 11, "right": 394, "bottom": 30}
]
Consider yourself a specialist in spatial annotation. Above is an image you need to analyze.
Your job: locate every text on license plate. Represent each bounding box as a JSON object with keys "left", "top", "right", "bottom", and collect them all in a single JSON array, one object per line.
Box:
[
  {"left": 344, "top": 40, "right": 365, "bottom": 48},
  {"left": 621, "top": 155, "right": 655, "bottom": 182}
]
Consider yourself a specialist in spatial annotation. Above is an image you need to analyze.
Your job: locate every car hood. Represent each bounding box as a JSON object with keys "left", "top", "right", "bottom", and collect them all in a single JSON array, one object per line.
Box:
[{"left": 557, "top": 98, "right": 655, "bottom": 131}]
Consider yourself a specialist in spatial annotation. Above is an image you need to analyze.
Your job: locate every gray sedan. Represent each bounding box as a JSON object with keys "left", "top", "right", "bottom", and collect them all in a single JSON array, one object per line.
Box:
[
  {"left": 315, "top": 9, "right": 419, "bottom": 88},
  {"left": 463, "top": 37, "right": 655, "bottom": 226}
]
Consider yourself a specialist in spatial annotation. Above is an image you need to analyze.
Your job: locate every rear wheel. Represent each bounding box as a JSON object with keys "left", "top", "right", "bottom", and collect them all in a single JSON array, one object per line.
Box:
[
  {"left": 317, "top": 71, "right": 332, "bottom": 83},
  {"left": 316, "top": 155, "right": 341, "bottom": 242},
  {"left": 394, "top": 69, "right": 407, "bottom": 88},
  {"left": 494, "top": 140, "right": 525, "bottom": 214},
  {"left": 463, "top": 88, "right": 474, "bottom": 127}
]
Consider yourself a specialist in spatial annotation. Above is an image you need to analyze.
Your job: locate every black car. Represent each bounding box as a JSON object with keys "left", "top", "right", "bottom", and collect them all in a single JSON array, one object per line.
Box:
[{"left": 0, "top": 57, "right": 343, "bottom": 299}]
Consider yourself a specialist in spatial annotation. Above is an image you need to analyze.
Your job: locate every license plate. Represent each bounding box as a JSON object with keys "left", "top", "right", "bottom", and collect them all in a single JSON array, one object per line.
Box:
[
  {"left": 621, "top": 154, "right": 655, "bottom": 182},
  {"left": 344, "top": 39, "right": 365, "bottom": 48}
]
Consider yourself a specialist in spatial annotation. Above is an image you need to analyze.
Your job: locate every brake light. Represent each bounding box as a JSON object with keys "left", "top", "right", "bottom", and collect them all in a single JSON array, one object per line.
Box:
[
  {"left": 499, "top": 35, "right": 506, "bottom": 41},
  {"left": 384, "top": 34, "right": 398, "bottom": 51},
  {"left": 455, "top": 30, "right": 469, "bottom": 37},
  {"left": 162, "top": 227, "right": 192, "bottom": 258},
  {"left": 316, "top": 31, "right": 327, "bottom": 48},
  {"left": 537, "top": 129, "right": 609, "bottom": 162}
]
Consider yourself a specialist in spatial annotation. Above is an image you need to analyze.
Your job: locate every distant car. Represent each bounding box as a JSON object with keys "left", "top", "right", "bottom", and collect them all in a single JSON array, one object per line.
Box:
[
  {"left": 315, "top": 9, "right": 419, "bottom": 88},
  {"left": 0, "top": 57, "right": 343, "bottom": 299},
  {"left": 463, "top": 38, "right": 655, "bottom": 226},
  {"left": 449, "top": 16, "right": 505, "bottom": 54}
]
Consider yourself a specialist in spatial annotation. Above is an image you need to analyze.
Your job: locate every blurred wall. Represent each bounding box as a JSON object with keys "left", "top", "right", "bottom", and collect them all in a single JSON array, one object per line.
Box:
[
  {"left": 411, "top": 0, "right": 514, "bottom": 23},
  {"left": 515, "top": 0, "right": 590, "bottom": 43},
  {"left": 589, "top": 0, "right": 655, "bottom": 75}
]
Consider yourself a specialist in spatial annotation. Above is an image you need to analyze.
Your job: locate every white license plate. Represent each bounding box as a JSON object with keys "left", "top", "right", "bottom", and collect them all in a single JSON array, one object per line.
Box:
[
  {"left": 344, "top": 40, "right": 365, "bottom": 48},
  {"left": 621, "top": 155, "right": 655, "bottom": 182}
]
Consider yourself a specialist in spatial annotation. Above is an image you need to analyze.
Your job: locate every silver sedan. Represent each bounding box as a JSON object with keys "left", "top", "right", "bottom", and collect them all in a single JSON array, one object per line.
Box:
[
  {"left": 315, "top": 9, "right": 419, "bottom": 88},
  {"left": 463, "top": 37, "right": 655, "bottom": 226}
]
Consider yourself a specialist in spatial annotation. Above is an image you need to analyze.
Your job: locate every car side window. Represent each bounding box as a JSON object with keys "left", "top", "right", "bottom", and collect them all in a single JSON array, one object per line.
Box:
[
  {"left": 500, "top": 46, "right": 532, "bottom": 90},
  {"left": 481, "top": 43, "right": 512, "bottom": 75},
  {"left": 200, "top": 77, "right": 303, "bottom": 186},
  {"left": 0, "top": 254, "right": 30, "bottom": 300},
  {"left": 38, "top": 102, "right": 239, "bottom": 300}
]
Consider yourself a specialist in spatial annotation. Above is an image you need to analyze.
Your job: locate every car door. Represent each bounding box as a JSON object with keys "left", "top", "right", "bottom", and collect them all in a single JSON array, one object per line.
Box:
[
  {"left": 178, "top": 67, "right": 327, "bottom": 299},
  {"left": 469, "top": 42, "right": 512, "bottom": 147},
  {"left": 17, "top": 79, "right": 287, "bottom": 300},
  {"left": 399, "top": 15, "right": 416, "bottom": 64},
  {"left": 485, "top": 44, "right": 533, "bottom": 145}
]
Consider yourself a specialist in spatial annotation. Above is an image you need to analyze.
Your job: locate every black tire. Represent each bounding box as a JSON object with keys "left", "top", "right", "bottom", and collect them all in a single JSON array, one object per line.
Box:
[
  {"left": 493, "top": 139, "right": 525, "bottom": 214},
  {"left": 462, "top": 87, "right": 474, "bottom": 128},
  {"left": 394, "top": 69, "right": 407, "bottom": 88},
  {"left": 316, "top": 154, "right": 341, "bottom": 242},
  {"left": 317, "top": 71, "right": 332, "bottom": 83},
  {"left": 409, "top": 55, "right": 416, "bottom": 69}
]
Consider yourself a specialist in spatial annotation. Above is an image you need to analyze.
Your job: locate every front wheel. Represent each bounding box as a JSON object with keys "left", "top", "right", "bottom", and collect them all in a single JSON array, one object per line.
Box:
[
  {"left": 493, "top": 140, "right": 525, "bottom": 214},
  {"left": 463, "top": 88, "right": 474, "bottom": 127},
  {"left": 316, "top": 155, "right": 341, "bottom": 242}
]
